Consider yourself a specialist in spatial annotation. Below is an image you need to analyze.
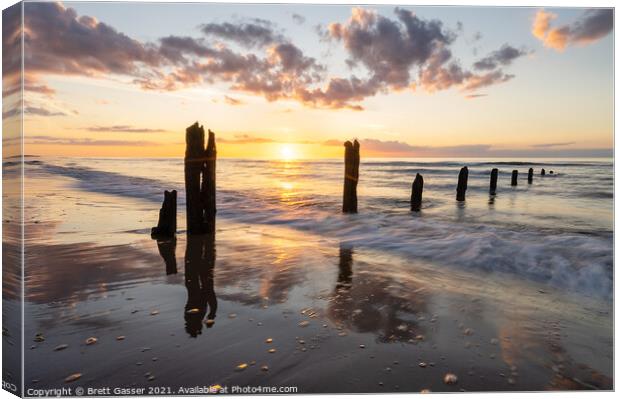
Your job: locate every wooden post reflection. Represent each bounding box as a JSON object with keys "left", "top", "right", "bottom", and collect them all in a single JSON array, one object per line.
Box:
[
  {"left": 184, "top": 230, "right": 217, "bottom": 337},
  {"left": 156, "top": 238, "right": 177, "bottom": 275}
]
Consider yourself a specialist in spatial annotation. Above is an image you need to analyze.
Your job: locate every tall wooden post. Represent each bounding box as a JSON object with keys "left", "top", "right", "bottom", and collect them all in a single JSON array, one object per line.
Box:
[
  {"left": 151, "top": 190, "right": 177, "bottom": 238},
  {"left": 342, "top": 140, "right": 360, "bottom": 213},
  {"left": 489, "top": 168, "right": 498, "bottom": 195},
  {"left": 541, "top": 168, "right": 546, "bottom": 176},
  {"left": 185, "top": 122, "right": 217, "bottom": 234},
  {"left": 202, "top": 129, "right": 216, "bottom": 219},
  {"left": 456, "top": 167, "right": 468, "bottom": 202},
  {"left": 410, "top": 173, "right": 423, "bottom": 212},
  {"left": 528, "top": 168, "right": 533, "bottom": 183},
  {"left": 511, "top": 170, "right": 518, "bottom": 186}
]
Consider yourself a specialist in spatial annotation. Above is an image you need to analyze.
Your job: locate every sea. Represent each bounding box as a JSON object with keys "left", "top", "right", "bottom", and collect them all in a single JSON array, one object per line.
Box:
[{"left": 20, "top": 156, "right": 614, "bottom": 298}]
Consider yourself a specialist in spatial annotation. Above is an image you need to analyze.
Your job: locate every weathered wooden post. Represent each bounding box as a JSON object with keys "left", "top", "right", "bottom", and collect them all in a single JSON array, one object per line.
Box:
[
  {"left": 410, "top": 173, "right": 423, "bottom": 212},
  {"left": 202, "top": 129, "right": 216, "bottom": 220},
  {"left": 528, "top": 168, "right": 533, "bottom": 183},
  {"left": 456, "top": 167, "right": 468, "bottom": 201},
  {"left": 511, "top": 170, "right": 518, "bottom": 186},
  {"left": 541, "top": 168, "right": 546, "bottom": 176},
  {"left": 151, "top": 190, "right": 177, "bottom": 238},
  {"left": 185, "top": 123, "right": 206, "bottom": 234},
  {"left": 489, "top": 168, "right": 498, "bottom": 195},
  {"left": 342, "top": 140, "right": 360, "bottom": 213},
  {"left": 185, "top": 122, "right": 217, "bottom": 234}
]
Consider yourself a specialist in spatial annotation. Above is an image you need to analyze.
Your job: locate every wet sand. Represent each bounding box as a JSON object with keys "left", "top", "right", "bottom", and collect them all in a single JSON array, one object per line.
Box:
[{"left": 6, "top": 165, "right": 613, "bottom": 394}]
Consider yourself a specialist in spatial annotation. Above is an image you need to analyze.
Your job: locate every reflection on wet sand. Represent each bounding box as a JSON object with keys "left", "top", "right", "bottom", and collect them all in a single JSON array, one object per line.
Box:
[
  {"left": 183, "top": 234, "right": 217, "bottom": 337},
  {"left": 328, "top": 244, "right": 428, "bottom": 342},
  {"left": 156, "top": 238, "right": 177, "bottom": 275},
  {"left": 23, "top": 221, "right": 164, "bottom": 307}
]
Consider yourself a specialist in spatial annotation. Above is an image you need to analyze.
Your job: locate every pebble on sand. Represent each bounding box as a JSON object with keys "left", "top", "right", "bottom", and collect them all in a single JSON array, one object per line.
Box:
[
  {"left": 235, "top": 363, "right": 248, "bottom": 371},
  {"left": 265, "top": 338, "right": 273, "bottom": 344},
  {"left": 85, "top": 337, "right": 98, "bottom": 345},
  {"left": 261, "top": 365, "right": 269, "bottom": 372},
  {"left": 359, "top": 344, "right": 365, "bottom": 349},
  {"left": 116, "top": 336, "right": 125, "bottom": 341},
  {"left": 228, "top": 313, "right": 237, "bottom": 319},
  {"left": 150, "top": 310, "right": 159, "bottom": 316},
  {"left": 54, "top": 344, "right": 68, "bottom": 351},
  {"left": 64, "top": 373, "right": 82, "bottom": 383},
  {"left": 418, "top": 362, "right": 427, "bottom": 368},
  {"left": 443, "top": 373, "right": 458, "bottom": 385},
  {"left": 268, "top": 348, "right": 276, "bottom": 354}
]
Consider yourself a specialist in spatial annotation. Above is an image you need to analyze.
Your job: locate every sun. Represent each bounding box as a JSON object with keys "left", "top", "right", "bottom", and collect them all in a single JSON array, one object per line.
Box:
[{"left": 279, "top": 144, "right": 297, "bottom": 160}]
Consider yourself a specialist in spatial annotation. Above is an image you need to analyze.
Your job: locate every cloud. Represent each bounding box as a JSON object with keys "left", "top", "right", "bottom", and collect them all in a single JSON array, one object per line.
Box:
[
  {"left": 25, "top": 106, "right": 68, "bottom": 117},
  {"left": 135, "top": 37, "right": 326, "bottom": 101},
  {"left": 322, "top": 138, "right": 611, "bottom": 157},
  {"left": 22, "top": 2, "right": 162, "bottom": 77},
  {"left": 465, "top": 93, "right": 487, "bottom": 99},
  {"left": 18, "top": 3, "right": 324, "bottom": 101},
  {"left": 328, "top": 8, "right": 455, "bottom": 90},
  {"left": 218, "top": 134, "right": 317, "bottom": 145},
  {"left": 322, "top": 138, "right": 493, "bottom": 156},
  {"left": 294, "top": 76, "right": 377, "bottom": 110},
  {"left": 24, "top": 135, "right": 159, "bottom": 146},
  {"left": 3, "top": 104, "right": 71, "bottom": 119},
  {"left": 311, "top": 8, "right": 525, "bottom": 106},
  {"left": 158, "top": 35, "right": 212, "bottom": 63},
  {"left": 223, "top": 95, "right": 245, "bottom": 106},
  {"left": 530, "top": 141, "right": 576, "bottom": 148},
  {"left": 473, "top": 44, "right": 529, "bottom": 71},
  {"left": 462, "top": 70, "right": 514, "bottom": 91},
  {"left": 218, "top": 134, "right": 275, "bottom": 144},
  {"left": 200, "top": 19, "right": 284, "bottom": 48},
  {"left": 84, "top": 125, "right": 167, "bottom": 133},
  {"left": 14, "top": 3, "right": 528, "bottom": 111},
  {"left": 292, "top": 14, "right": 306, "bottom": 25},
  {"left": 532, "top": 9, "right": 613, "bottom": 51}
]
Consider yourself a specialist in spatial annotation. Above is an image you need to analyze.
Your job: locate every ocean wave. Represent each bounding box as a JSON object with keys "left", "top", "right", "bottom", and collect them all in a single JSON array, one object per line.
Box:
[{"left": 31, "top": 159, "right": 613, "bottom": 299}]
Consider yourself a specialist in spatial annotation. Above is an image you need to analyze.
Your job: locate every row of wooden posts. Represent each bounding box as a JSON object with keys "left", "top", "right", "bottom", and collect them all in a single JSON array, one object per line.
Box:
[
  {"left": 151, "top": 123, "right": 556, "bottom": 238},
  {"left": 409, "top": 165, "right": 553, "bottom": 212},
  {"left": 342, "top": 139, "right": 555, "bottom": 213}
]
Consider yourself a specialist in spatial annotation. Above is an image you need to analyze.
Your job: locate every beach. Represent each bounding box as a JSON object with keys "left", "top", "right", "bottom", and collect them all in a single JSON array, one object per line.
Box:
[{"left": 4, "top": 156, "right": 613, "bottom": 393}]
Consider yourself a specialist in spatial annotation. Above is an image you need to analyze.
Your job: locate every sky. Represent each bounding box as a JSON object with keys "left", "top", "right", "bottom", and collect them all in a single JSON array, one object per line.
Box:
[{"left": 2, "top": 1, "right": 614, "bottom": 158}]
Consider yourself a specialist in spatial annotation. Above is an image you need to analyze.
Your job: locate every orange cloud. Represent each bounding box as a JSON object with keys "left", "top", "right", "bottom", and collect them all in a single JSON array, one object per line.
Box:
[{"left": 532, "top": 9, "right": 613, "bottom": 51}]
